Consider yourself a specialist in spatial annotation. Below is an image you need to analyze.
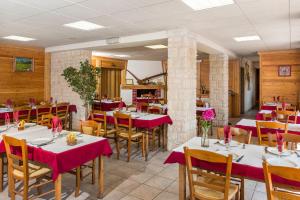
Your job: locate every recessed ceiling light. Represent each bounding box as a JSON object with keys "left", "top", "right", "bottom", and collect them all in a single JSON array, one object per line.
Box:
[
  {"left": 115, "top": 55, "right": 130, "bottom": 58},
  {"left": 92, "top": 51, "right": 112, "bottom": 57},
  {"left": 64, "top": 21, "right": 104, "bottom": 31},
  {"left": 3, "top": 35, "right": 35, "bottom": 41},
  {"left": 145, "top": 45, "right": 167, "bottom": 49},
  {"left": 234, "top": 35, "right": 261, "bottom": 42},
  {"left": 182, "top": 0, "right": 234, "bottom": 10}
]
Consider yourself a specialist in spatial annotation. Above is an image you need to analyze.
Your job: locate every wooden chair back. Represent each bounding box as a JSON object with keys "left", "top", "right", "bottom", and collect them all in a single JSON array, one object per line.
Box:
[
  {"left": 139, "top": 102, "right": 149, "bottom": 112},
  {"left": 285, "top": 105, "right": 297, "bottom": 111},
  {"left": 13, "top": 106, "right": 32, "bottom": 123},
  {"left": 217, "top": 127, "right": 252, "bottom": 144},
  {"left": 80, "top": 120, "right": 101, "bottom": 136},
  {"left": 113, "top": 112, "right": 133, "bottom": 138},
  {"left": 262, "top": 113, "right": 273, "bottom": 121},
  {"left": 184, "top": 147, "right": 233, "bottom": 200},
  {"left": 267, "top": 133, "right": 300, "bottom": 150},
  {"left": 263, "top": 160, "right": 300, "bottom": 200},
  {"left": 91, "top": 110, "right": 107, "bottom": 132},
  {"left": 126, "top": 104, "right": 137, "bottom": 112},
  {"left": 256, "top": 121, "right": 288, "bottom": 145},
  {"left": 55, "top": 102, "right": 69, "bottom": 119},
  {"left": 3, "top": 135, "right": 29, "bottom": 181},
  {"left": 40, "top": 114, "right": 53, "bottom": 128},
  {"left": 36, "top": 105, "right": 52, "bottom": 124},
  {"left": 196, "top": 100, "right": 205, "bottom": 107},
  {"left": 276, "top": 109, "right": 298, "bottom": 124},
  {"left": 147, "top": 106, "right": 162, "bottom": 114},
  {"left": 113, "top": 97, "right": 122, "bottom": 102}
]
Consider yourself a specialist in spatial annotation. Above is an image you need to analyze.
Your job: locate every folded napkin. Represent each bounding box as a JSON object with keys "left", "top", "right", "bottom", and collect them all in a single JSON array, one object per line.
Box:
[
  {"left": 282, "top": 102, "right": 286, "bottom": 110},
  {"left": 6, "top": 99, "right": 13, "bottom": 108},
  {"left": 136, "top": 103, "right": 142, "bottom": 112},
  {"left": 276, "top": 131, "right": 284, "bottom": 153},
  {"left": 52, "top": 116, "right": 59, "bottom": 132},
  {"left": 13, "top": 111, "right": 19, "bottom": 123},
  {"left": 5, "top": 113, "right": 10, "bottom": 126},
  {"left": 224, "top": 125, "right": 232, "bottom": 144}
]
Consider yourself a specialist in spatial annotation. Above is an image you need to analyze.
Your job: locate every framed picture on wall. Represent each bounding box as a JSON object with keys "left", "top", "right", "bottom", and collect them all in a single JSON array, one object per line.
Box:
[
  {"left": 126, "top": 79, "right": 134, "bottom": 85},
  {"left": 278, "top": 65, "right": 291, "bottom": 77},
  {"left": 13, "top": 57, "right": 34, "bottom": 72}
]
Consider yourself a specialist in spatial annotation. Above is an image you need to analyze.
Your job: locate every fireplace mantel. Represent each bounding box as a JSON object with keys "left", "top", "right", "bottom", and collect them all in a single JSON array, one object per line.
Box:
[{"left": 121, "top": 84, "right": 165, "bottom": 90}]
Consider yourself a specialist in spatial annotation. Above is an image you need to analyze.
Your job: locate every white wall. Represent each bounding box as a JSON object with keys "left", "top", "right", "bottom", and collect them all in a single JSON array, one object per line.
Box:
[
  {"left": 121, "top": 60, "right": 164, "bottom": 105},
  {"left": 242, "top": 59, "right": 257, "bottom": 112}
]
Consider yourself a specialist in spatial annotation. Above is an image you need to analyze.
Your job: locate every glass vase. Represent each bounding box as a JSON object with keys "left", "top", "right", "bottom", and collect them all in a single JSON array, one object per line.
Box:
[{"left": 201, "top": 127, "right": 210, "bottom": 147}]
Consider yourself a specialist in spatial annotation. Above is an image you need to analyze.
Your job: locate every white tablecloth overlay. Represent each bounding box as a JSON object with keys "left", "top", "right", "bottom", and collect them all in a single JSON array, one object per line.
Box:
[
  {"left": 236, "top": 119, "right": 300, "bottom": 132},
  {"left": 196, "top": 107, "right": 213, "bottom": 111},
  {"left": 106, "top": 111, "right": 168, "bottom": 120},
  {"left": 172, "top": 137, "right": 300, "bottom": 168},
  {"left": 0, "top": 125, "right": 105, "bottom": 154}
]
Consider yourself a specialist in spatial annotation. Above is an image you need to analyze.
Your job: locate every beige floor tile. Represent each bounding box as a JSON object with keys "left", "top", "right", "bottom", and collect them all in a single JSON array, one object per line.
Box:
[
  {"left": 115, "top": 179, "right": 141, "bottom": 194},
  {"left": 244, "top": 179, "right": 257, "bottom": 191},
  {"left": 157, "top": 166, "right": 178, "bottom": 180},
  {"left": 245, "top": 188, "right": 254, "bottom": 200},
  {"left": 103, "top": 190, "right": 127, "bottom": 200},
  {"left": 255, "top": 182, "right": 266, "bottom": 193},
  {"left": 144, "top": 175, "right": 174, "bottom": 190},
  {"left": 130, "top": 184, "right": 162, "bottom": 200},
  {"left": 129, "top": 171, "right": 154, "bottom": 183},
  {"left": 121, "top": 195, "right": 142, "bottom": 200},
  {"left": 143, "top": 163, "right": 165, "bottom": 174},
  {"left": 153, "top": 191, "right": 178, "bottom": 200}
]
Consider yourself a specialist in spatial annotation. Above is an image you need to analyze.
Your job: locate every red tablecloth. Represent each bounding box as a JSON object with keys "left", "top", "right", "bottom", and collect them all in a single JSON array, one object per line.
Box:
[
  {"left": 165, "top": 151, "right": 300, "bottom": 188},
  {"left": 94, "top": 113, "right": 173, "bottom": 129},
  {"left": 256, "top": 113, "right": 300, "bottom": 124},
  {"left": 260, "top": 105, "right": 277, "bottom": 110},
  {"left": 0, "top": 105, "right": 77, "bottom": 119},
  {"left": 93, "top": 101, "right": 126, "bottom": 111},
  {"left": 0, "top": 138, "right": 112, "bottom": 181}
]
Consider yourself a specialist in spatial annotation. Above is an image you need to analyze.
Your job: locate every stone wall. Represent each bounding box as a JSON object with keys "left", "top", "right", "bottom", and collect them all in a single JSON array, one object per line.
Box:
[
  {"left": 209, "top": 54, "right": 229, "bottom": 126},
  {"left": 167, "top": 30, "right": 197, "bottom": 150},
  {"left": 51, "top": 50, "right": 92, "bottom": 130}
]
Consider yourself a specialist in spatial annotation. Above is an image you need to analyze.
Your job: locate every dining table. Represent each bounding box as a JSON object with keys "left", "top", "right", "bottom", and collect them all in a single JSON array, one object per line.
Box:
[
  {"left": 260, "top": 102, "right": 290, "bottom": 111},
  {"left": 0, "top": 123, "right": 112, "bottom": 199},
  {"left": 135, "top": 97, "right": 163, "bottom": 103},
  {"left": 92, "top": 111, "right": 173, "bottom": 159},
  {"left": 0, "top": 104, "right": 77, "bottom": 129},
  {"left": 235, "top": 118, "right": 300, "bottom": 137},
  {"left": 256, "top": 110, "right": 300, "bottom": 124},
  {"left": 164, "top": 137, "right": 300, "bottom": 200},
  {"left": 93, "top": 100, "right": 126, "bottom": 111}
]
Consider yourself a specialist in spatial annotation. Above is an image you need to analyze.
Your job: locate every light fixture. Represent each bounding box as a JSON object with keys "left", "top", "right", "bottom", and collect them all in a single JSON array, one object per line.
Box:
[
  {"left": 234, "top": 35, "right": 261, "bottom": 42},
  {"left": 92, "top": 51, "right": 112, "bottom": 57},
  {"left": 64, "top": 21, "right": 104, "bottom": 31},
  {"left": 145, "top": 44, "right": 167, "bottom": 49},
  {"left": 182, "top": 0, "right": 234, "bottom": 10},
  {"left": 3, "top": 35, "right": 35, "bottom": 41},
  {"left": 115, "top": 55, "right": 130, "bottom": 58}
]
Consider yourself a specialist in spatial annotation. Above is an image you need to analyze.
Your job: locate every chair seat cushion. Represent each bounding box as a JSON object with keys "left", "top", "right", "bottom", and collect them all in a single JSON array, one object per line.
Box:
[
  {"left": 194, "top": 177, "right": 239, "bottom": 200},
  {"left": 119, "top": 132, "right": 143, "bottom": 139},
  {"left": 13, "top": 163, "right": 51, "bottom": 179}
]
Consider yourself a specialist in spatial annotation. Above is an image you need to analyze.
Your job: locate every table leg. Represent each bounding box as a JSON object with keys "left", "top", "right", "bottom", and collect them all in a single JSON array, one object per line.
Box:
[
  {"left": 179, "top": 164, "right": 186, "bottom": 200},
  {"left": 98, "top": 156, "right": 104, "bottom": 199},
  {"left": 55, "top": 174, "right": 62, "bottom": 200},
  {"left": 75, "top": 167, "right": 80, "bottom": 197},
  {"left": 145, "top": 130, "right": 149, "bottom": 161},
  {"left": 69, "top": 112, "right": 73, "bottom": 130}
]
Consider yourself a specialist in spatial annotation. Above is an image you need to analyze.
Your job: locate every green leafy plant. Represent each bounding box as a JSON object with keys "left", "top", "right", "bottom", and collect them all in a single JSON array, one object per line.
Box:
[{"left": 62, "top": 60, "right": 101, "bottom": 107}]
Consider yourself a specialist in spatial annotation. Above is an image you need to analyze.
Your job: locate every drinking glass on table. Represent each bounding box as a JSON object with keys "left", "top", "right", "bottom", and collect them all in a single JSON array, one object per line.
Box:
[{"left": 224, "top": 126, "right": 232, "bottom": 151}]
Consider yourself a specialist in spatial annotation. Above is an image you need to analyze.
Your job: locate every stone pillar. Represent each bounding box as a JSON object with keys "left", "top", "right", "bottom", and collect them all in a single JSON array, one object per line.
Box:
[
  {"left": 51, "top": 50, "right": 92, "bottom": 130},
  {"left": 209, "top": 54, "right": 229, "bottom": 126},
  {"left": 167, "top": 30, "right": 197, "bottom": 150}
]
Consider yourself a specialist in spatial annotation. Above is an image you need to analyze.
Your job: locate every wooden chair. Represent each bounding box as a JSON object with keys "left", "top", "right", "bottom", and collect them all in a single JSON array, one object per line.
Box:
[
  {"left": 217, "top": 127, "right": 252, "bottom": 144},
  {"left": 263, "top": 160, "right": 300, "bottom": 200},
  {"left": 113, "top": 112, "right": 145, "bottom": 162},
  {"left": 276, "top": 109, "right": 299, "bottom": 124},
  {"left": 147, "top": 106, "right": 163, "bottom": 150},
  {"left": 184, "top": 147, "right": 239, "bottom": 200},
  {"left": 139, "top": 102, "right": 149, "bottom": 112},
  {"left": 33, "top": 105, "right": 52, "bottom": 125},
  {"left": 13, "top": 106, "right": 32, "bottom": 123},
  {"left": 262, "top": 113, "right": 273, "bottom": 121},
  {"left": 91, "top": 111, "right": 119, "bottom": 154},
  {"left": 40, "top": 114, "right": 53, "bottom": 128},
  {"left": 113, "top": 97, "right": 122, "bottom": 102},
  {"left": 285, "top": 104, "right": 297, "bottom": 111},
  {"left": 126, "top": 104, "right": 137, "bottom": 112},
  {"left": 55, "top": 102, "right": 70, "bottom": 129},
  {"left": 3, "top": 135, "right": 54, "bottom": 200},
  {"left": 267, "top": 133, "right": 300, "bottom": 150},
  {"left": 256, "top": 121, "right": 288, "bottom": 146}
]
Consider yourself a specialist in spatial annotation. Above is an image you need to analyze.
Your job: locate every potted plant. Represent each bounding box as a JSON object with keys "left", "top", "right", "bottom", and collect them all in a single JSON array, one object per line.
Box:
[{"left": 62, "top": 60, "right": 101, "bottom": 118}]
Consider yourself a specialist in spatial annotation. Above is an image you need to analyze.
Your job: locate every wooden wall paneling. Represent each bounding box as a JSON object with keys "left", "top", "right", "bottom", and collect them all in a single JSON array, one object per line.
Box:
[
  {"left": 259, "top": 50, "right": 300, "bottom": 107},
  {"left": 0, "top": 43, "right": 45, "bottom": 105},
  {"left": 228, "top": 59, "right": 241, "bottom": 117}
]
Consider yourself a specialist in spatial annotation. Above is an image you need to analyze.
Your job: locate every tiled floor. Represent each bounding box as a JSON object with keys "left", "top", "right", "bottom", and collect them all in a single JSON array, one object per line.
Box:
[{"left": 0, "top": 109, "right": 268, "bottom": 200}]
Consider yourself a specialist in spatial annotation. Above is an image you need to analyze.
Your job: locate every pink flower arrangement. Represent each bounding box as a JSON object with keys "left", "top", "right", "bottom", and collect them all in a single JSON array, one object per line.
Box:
[{"left": 202, "top": 109, "right": 215, "bottom": 121}]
